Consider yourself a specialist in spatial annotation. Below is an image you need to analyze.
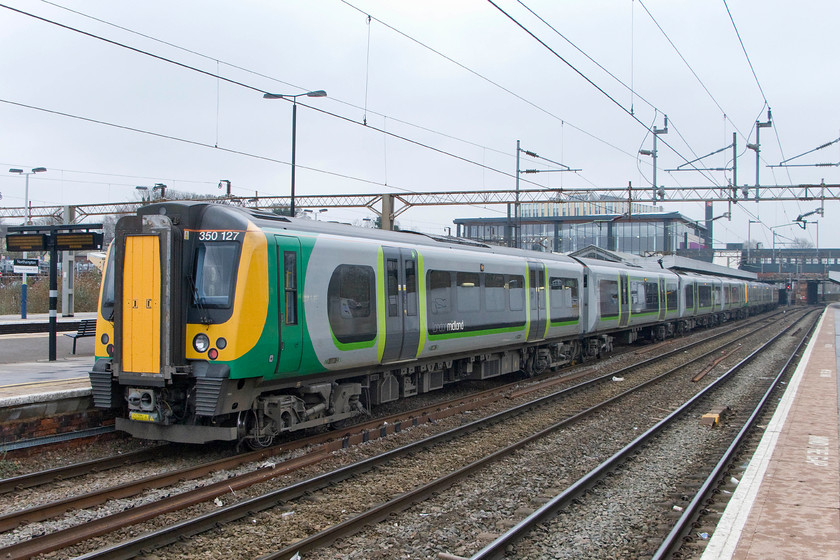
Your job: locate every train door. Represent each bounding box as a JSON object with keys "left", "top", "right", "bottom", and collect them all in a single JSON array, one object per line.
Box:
[
  {"left": 275, "top": 235, "right": 302, "bottom": 373},
  {"left": 116, "top": 214, "right": 177, "bottom": 378},
  {"left": 618, "top": 272, "right": 630, "bottom": 327},
  {"left": 527, "top": 262, "right": 546, "bottom": 341},
  {"left": 658, "top": 277, "right": 667, "bottom": 320},
  {"left": 122, "top": 235, "right": 162, "bottom": 373},
  {"left": 381, "top": 247, "right": 420, "bottom": 362}
]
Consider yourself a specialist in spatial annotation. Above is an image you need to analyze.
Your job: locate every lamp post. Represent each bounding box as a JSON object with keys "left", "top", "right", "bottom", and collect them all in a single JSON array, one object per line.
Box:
[
  {"left": 303, "top": 208, "right": 327, "bottom": 221},
  {"left": 263, "top": 90, "right": 327, "bottom": 217},
  {"left": 9, "top": 166, "right": 47, "bottom": 319},
  {"left": 747, "top": 219, "right": 761, "bottom": 264},
  {"left": 770, "top": 224, "right": 796, "bottom": 277}
]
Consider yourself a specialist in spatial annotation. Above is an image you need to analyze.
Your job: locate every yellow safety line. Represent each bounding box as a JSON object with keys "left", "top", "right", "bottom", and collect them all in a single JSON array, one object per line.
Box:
[{"left": 0, "top": 376, "right": 88, "bottom": 389}]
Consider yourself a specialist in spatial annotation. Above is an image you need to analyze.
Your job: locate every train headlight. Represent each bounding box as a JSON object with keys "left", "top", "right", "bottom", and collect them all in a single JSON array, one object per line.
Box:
[{"left": 193, "top": 333, "right": 210, "bottom": 353}]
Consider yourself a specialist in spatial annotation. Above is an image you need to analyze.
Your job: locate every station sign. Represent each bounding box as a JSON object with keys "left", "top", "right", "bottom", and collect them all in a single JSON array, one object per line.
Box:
[
  {"left": 5, "top": 233, "right": 47, "bottom": 251},
  {"left": 13, "top": 258, "right": 39, "bottom": 274},
  {"left": 54, "top": 231, "right": 103, "bottom": 251}
]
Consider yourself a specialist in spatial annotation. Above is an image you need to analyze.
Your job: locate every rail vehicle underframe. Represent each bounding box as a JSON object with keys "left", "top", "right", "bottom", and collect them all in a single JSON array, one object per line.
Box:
[
  {"left": 246, "top": 332, "right": 616, "bottom": 446},
  {"left": 95, "top": 306, "right": 765, "bottom": 446},
  {"left": 244, "top": 332, "right": 620, "bottom": 447},
  {"left": 93, "top": 332, "right": 617, "bottom": 446},
  {"left": 92, "top": 315, "right": 772, "bottom": 446}
]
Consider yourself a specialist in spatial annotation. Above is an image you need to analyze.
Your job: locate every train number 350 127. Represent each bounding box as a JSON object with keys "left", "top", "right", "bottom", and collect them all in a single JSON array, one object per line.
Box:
[{"left": 198, "top": 231, "right": 241, "bottom": 241}]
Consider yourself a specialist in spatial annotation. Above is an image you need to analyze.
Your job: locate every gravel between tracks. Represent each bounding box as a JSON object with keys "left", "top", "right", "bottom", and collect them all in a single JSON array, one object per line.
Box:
[{"left": 0, "top": 311, "right": 801, "bottom": 559}]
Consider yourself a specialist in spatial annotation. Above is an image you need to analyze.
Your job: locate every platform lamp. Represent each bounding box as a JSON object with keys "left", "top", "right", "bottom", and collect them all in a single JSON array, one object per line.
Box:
[
  {"left": 263, "top": 90, "right": 327, "bottom": 218},
  {"left": 9, "top": 166, "right": 47, "bottom": 319}
]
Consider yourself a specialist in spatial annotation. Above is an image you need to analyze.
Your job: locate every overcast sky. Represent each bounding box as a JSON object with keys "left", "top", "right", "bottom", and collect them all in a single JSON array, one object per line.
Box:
[{"left": 1, "top": 0, "right": 838, "bottom": 249}]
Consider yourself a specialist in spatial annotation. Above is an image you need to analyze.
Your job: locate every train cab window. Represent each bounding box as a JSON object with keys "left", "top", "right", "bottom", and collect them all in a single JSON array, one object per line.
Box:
[
  {"left": 508, "top": 275, "right": 525, "bottom": 311},
  {"left": 194, "top": 243, "right": 238, "bottom": 308},
  {"left": 327, "top": 265, "right": 376, "bottom": 344},
  {"left": 429, "top": 270, "right": 452, "bottom": 315},
  {"left": 485, "top": 273, "right": 506, "bottom": 312},
  {"left": 457, "top": 272, "right": 480, "bottom": 312},
  {"left": 100, "top": 244, "right": 115, "bottom": 320}
]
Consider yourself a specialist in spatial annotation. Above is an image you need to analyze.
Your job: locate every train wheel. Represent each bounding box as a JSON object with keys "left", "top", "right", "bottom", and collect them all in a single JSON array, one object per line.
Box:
[
  {"left": 239, "top": 410, "right": 277, "bottom": 450},
  {"left": 330, "top": 418, "right": 351, "bottom": 430}
]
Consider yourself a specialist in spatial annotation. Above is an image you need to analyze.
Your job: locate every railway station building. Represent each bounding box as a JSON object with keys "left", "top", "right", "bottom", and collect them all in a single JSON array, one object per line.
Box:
[{"left": 453, "top": 197, "right": 709, "bottom": 256}]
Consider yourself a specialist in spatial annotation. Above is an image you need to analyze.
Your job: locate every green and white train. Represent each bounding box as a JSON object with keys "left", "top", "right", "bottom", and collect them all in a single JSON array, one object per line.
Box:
[{"left": 89, "top": 202, "right": 777, "bottom": 445}]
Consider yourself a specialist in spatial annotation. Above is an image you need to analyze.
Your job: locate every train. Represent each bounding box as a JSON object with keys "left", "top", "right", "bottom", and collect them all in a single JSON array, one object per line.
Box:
[{"left": 89, "top": 201, "right": 778, "bottom": 446}]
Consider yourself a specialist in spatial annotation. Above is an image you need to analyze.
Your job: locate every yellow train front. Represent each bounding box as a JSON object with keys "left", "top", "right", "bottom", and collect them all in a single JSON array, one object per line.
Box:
[{"left": 90, "top": 202, "right": 300, "bottom": 444}]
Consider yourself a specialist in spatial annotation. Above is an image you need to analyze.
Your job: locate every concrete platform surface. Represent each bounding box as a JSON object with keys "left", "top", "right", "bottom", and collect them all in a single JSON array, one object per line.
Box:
[{"left": 702, "top": 305, "right": 840, "bottom": 559}]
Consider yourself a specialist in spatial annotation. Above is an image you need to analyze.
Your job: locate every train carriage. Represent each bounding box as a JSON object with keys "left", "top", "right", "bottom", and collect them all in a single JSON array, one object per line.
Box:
[
  {"left": 578, "top": 258, "right": 681, "bottom": 344},
  {"left": 89, "top": 201, "right": 777, "bottom": 446}
]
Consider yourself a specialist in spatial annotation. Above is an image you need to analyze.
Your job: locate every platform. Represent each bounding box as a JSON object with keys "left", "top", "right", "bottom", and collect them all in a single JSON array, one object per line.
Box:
[
  {"left": 0, "top": 327, "right": 94, "bottom": 424},
  {"left": 702, "top": 304, "right": 840, "bottom": 559},
  {"left": 0, "top": 311, "right": 97, "bottom": 334}
]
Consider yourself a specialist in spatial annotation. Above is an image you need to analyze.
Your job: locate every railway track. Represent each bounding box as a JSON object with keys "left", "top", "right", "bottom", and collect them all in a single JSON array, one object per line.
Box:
[
  {"left": 252, "top": 308, "right": 813, "bottom": 560},
  {"left": 2, "top": 308, "right": 784, "bottom": 482},
  {"left": 470, "top": 309, "right": 817, "bottom": 559},
  {"left": 0, "top": 309, "right": 800, "bottom": 560}
]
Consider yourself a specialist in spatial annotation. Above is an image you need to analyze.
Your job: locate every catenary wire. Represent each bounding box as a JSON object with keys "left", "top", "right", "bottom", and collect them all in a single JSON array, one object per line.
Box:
[
  {"left": 721, "top": 0, "right": 768, "bottom": 104},
  {"left": 338, "top": 0, "right": 638, "bottom": 160},
  {"left": 486, "top": 0, "right": 722, "bottom": 188},
  {"left": 0, "top": 98, "right": 514, "bottom": 216},
  {"left": 0, "top": 2, "right": 579, "bottom": 189},
  {"left": 35, "top": 0, "right": 574, "bottom": 169},
  {"left": 516, "top": 0, "right": 740, "bottom": 189}
]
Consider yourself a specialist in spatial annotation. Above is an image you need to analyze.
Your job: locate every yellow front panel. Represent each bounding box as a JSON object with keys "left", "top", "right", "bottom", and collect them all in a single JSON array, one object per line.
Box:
[{"left": 122, "top": 235, "right": 161, "bottom": 373}]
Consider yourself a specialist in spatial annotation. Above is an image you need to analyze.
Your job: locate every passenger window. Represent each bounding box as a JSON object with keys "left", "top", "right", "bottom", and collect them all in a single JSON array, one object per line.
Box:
[
  {"left": 549, "top": 277, "right": 578, "bottom": 309},
  {"left": 549, "top": 276, "right": 579, "bottom": 322},
  {"left": 485, "top": 273, "right": 506, "bottom": 312},
  {"left": 698, "top": 285, "right": 712, "bottom": 307},
  {"left": 457, "top": 272, "right": 480, "bottom": 312},
  {"left": 508, "top": 275, "right": 525, "bottom": 311},
  {"left": 684, "top": 284, "right": 695, "bottom": 307},
  {"left": 327, "top": 265, "right": 376, "bottom": 344},
  {"left": 639, "top": 281, "right": 659, "bottom": 312},
  {"left": 600, "top": 279, "right": 619, "bottom": 318},
  {"left": 429, "top": 270, "right": 451, "bottom": 315}
]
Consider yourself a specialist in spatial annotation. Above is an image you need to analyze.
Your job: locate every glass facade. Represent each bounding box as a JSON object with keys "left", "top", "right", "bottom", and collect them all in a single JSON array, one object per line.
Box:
[{"left": 456, "top": 213, "right": 707, "bottom": 256}]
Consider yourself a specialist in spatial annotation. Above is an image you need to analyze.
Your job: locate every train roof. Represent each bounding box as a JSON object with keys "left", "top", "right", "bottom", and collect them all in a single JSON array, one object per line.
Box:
[
  {"left": 570, "top": 245, "right": 757, "bottom": 281},
  {"left": 144, "top": 202, "right": 582, "bottom": 264}
]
